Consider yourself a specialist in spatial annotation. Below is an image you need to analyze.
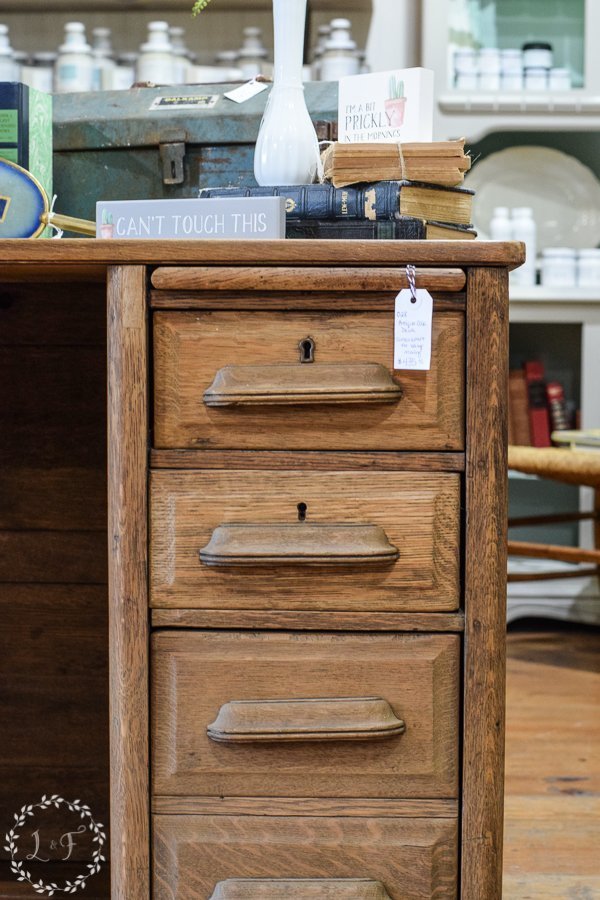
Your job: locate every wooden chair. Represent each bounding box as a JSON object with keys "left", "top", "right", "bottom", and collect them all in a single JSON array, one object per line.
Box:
[{"left": 508, "top": 445, "right": 600, "bottom": 583}]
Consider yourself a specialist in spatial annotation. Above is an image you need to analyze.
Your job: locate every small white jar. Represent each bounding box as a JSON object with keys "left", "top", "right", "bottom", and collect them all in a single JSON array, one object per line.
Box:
[
  {"left": 512, "top": 207, "right": 537, "bottom": 286},
  {"left": 500, "top": 49, "right": 522, "bottom": 73},
  {"left": 113, "top": 53, "right": 137, "bottom": 90},
  {"left": 137, "top": 21, "right": 174, "bottom": 85},
  {"left": 549, "top": 67, "right": 571, "bottom": 91},
  {"left": 541, "top": 248, "right": 577, "bottom": 287},
  {"left": 524, "top": 67, "right": 549, "bottom": 91},
  {"left": 502, "top": 71, "right": 523, "bottom": 91},
  {"left": 311, "top": 24, "right": 331, "bottom": 81},
  {"left": 577, "top": 249, "right": 600, "bottom": 288},
  {"left": 480, "top": 72, "right": 500, "bottom": 91},
  {"left": 25, "top": 52, "right": 56, "bottom": 92},
  {"left": 454, "top": 47, "right": 478, "bottom": 74},
  {"left": 320, "top": 18, "right": 359, "bottom": 81},
  {"left": 0, "top": 24, "right": 18, "bottom": 81},
  {"left": 455, "top": 71, "right": 478, "bottom": 91},
  {"left": 478, "top": 48, "right": 501, "bottom": 75},
  {"left": 54, "top": 22, "right": 94, "bottom": 93},
  {"left": 237, "top": 26, "right": 268, "bottom": 79},
  {"left": 215, "top": 50, "right": 239, "bottom": 68},
  {"left": 522, "top": 41, "right": 553, "bottom": 70},
  {"left": 92, "top": 27, "right": 116, "bottom": 91},
  {"left": 489, "top": 206, "right": 512, "bottom": 241}
]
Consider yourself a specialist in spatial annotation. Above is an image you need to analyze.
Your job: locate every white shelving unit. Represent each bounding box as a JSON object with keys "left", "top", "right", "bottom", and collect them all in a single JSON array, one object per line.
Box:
[
  {"left": 422, "top": 0, "right": 600, "bottom": 140},
  {"left": 508, "top": 289, "right": 600, "bottom": 624},
  {"left": 420, "top": 0, "right": 600, "bottom": 622}
]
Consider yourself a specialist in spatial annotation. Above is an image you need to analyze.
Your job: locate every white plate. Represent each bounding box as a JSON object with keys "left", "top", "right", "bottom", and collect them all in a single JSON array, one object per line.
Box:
[{"left": 465, "top": 146, "right": 600, "bottom": 250}]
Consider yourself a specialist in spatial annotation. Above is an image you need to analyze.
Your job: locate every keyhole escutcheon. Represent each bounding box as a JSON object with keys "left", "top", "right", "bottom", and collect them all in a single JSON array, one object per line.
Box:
[
  {"left": 297, "top": 502, "right": 308, "bottom": 521},
  {"left": 299, "top": 337, "right": 315, "bottom": 363}
]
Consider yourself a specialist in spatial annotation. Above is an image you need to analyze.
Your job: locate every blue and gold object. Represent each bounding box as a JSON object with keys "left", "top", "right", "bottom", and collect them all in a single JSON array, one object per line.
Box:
[
  {"left": 0, "top": 81, "right": 53, "bottom": 235},
  {"left": 0, "top": 158, "right": 95, "bottom": 238}
]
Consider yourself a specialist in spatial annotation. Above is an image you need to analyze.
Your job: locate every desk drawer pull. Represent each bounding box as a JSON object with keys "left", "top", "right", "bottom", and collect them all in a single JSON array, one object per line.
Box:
[
  {"left": 203, "top": 363, "right": 403, "bottom": 407},
  {"left": 199, "top": 523, "right": 399, "bottom": 567},
  {"left": 209, "top": 878, "right": 393, "bottom": 899},
  {"left": 207, "top": 696, "right": 406, "bottom": 743}
]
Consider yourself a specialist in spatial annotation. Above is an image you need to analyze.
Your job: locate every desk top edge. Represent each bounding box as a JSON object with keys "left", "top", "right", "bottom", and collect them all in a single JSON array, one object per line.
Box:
[{"left": 0, "top": 239, "right": 525, "bottom": 274}]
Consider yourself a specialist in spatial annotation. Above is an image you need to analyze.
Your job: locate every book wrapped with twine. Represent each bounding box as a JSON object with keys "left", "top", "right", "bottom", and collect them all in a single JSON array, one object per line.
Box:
[{"left": 321, "top": 139, "right": 471, "bottom": 188}]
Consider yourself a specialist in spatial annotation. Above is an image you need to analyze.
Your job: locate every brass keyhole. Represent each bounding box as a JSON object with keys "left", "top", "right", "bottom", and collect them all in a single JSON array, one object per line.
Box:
[
  {"left": 299, "top": 337, "right": 315, "bottom": 363},
  {"left": 297, "top": 502, "right": 308, "bottom": 521}
]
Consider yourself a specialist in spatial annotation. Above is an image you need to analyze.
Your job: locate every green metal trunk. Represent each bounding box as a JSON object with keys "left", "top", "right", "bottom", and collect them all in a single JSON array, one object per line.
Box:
[{"left": 52, "top": 83, "right": 338, "bottom": 222}]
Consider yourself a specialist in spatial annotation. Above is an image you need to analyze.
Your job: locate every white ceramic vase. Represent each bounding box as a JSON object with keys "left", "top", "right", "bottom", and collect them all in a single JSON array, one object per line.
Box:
[{"left": 253, "top": 0, "right": 320, "bottom": 186}]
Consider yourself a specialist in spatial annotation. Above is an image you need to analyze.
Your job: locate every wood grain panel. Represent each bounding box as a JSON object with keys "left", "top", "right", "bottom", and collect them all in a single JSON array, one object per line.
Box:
[
  {"left": 150, "top": 450, "right": 465, "bottom": 471},
  {"left": 153, "top": 311, "right": 464, "bottom": 451},
  {"left": 150, "top": 609, "right": 465, "bottom": 631},
  {"left": 150, "top": 470, "right": 460, "bottom": 611},
  {"left": 151, "top": 631, "right": 459, "bottom": 798},
  {"left": 0, "top": 345, "right": 106, "bottom": 467},
  {"left": 0, "top": 282, "right": 105, "bottom": 345},
  {"left": 153, "top": 812, "right": 458, "bottom": 900},
  {"left": 107, "top": 266, "right": 149, "bottom": 900},
  {"left": 0, "top": 531, "right": 107, "bottom": 583},
  {"left": 150, "top": 266, "right": 466, "bottom": 292},
  {"left": 152, "top": 797, "right": 458, "bottom": 817},
  {"left": 0, "top": 585, "right": 108, "bottom": 861},
  {"left": 0, "top": 468, "right": 106, "bottom": 530},
  {"left": 462, "top": 266, "right": 508, "bottom": 900},
  {"left": 0, "top": 238, "right": 526, "bottom": 269},
  {"left": 149, "top": 290, "right": 466, "bottom": 312}
]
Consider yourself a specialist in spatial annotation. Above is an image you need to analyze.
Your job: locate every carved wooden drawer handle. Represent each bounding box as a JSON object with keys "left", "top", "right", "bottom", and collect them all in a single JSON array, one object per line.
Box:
[
  {"left": 203, "top": 363, "right": 403, "bottom": 407},
  {"left": 209, "top": 878, "right": 393, "bottom": 899},
  {"left": 207, "top": 697, "right": 406, "bottom": 743},
  {"left": 199, "top": 523, "right": 399, "bottom": 567}
]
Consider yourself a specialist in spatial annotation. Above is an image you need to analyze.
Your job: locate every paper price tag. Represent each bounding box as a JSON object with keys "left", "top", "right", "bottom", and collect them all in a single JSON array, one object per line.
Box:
[
  {"left": 394, "top": 288, "right": 433, "bottom": 370},
  {"left": 224, "top": 80, "right": 269, "bottom": 104}
]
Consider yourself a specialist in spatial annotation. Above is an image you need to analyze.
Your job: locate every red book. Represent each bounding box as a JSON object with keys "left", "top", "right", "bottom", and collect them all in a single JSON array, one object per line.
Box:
[
  {"left": 508, "top": 370, "right": 531, "bottom": 445},
  {"left": 523, "top": 361, "right": 551, "bottom": 447}
]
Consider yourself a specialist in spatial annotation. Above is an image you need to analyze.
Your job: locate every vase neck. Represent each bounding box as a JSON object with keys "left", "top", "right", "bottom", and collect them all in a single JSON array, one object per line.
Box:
[{"left": 272, "top": 0, "right": 307, "bottom": 87}]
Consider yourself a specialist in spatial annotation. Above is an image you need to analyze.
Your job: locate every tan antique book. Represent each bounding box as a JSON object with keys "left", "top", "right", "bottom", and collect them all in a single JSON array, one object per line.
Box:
[{"left": 322, "top": 139, "right": 471, "bottom": 188}]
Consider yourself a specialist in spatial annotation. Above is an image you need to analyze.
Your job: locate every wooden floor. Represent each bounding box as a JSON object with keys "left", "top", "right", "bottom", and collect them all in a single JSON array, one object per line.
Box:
[{"left": 503, "top": 624, "right": 600, "bottom": 899}]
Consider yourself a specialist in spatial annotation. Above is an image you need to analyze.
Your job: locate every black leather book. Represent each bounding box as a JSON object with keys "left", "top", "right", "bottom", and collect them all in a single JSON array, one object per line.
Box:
[
  {"left": 199, "top": 181, "right": 474, "bottom": 223},
  {"left": 286, "top": 217, "right": 426, "bottom": 240}
]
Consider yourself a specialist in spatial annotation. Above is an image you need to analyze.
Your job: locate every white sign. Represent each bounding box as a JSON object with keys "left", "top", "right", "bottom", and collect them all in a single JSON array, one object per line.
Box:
[
  {"left": 96, "top": 197, "right": 286, "bottom": 240},
  {"left": 394, "top": 288, "right": 433, "bottom": 371},
  {"left": 224, "top": 80, "right": 269, "bottom": 104},
  {"left": 338, "top": 67, "right": 434, "bottom": 144}
]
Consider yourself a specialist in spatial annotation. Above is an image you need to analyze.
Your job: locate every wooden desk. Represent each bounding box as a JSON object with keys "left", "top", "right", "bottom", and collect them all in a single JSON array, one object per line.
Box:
[{"left": 0, "top": 239, "right": 523, "bottom": 899}]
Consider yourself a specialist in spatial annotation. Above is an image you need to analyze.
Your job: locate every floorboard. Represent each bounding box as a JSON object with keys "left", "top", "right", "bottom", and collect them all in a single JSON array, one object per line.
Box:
[{"left": 504, "top": 624, "right": 600, "bottom": 899}]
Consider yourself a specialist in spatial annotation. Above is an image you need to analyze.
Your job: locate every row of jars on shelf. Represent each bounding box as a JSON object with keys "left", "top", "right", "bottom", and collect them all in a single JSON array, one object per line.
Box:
[
  {"left": 0, "top": 17, "right": 368, "bottom": 94},
  {"left": 453, "top": 44, "right": 574, "bottom": 92},
  {"left": 491, "top": 207, "right": 600, "bottom": 288}
]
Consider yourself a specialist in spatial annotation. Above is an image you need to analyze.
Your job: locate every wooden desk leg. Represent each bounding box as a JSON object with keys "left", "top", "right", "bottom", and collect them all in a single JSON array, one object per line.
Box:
[
  {"left": 463, "top": 266, "right": 508, "bottom": 900},
  {"left": 107, "top": 266, "right": 149, "bottom": 899}
]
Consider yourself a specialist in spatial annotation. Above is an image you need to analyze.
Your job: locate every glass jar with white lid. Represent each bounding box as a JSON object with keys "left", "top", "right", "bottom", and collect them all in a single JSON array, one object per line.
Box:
[
  {"left": 541, "top": 248, "right": 577, "bottom": 287},
  {"left": 577, "top": 249, "right": 600, "bottom": 287}
]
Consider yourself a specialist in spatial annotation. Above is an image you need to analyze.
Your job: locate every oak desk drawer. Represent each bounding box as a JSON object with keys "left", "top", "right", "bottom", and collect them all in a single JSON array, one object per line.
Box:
[
  {"left": 153, "top": 809, "right": 458, "bottom": 900},
  {"left": 150, "top": 470, "right": 460, "bottom": 612},
  {"left": 151, "top": 631, "right": 459, "bottom": 798},
  {"left": 153, "top": 311, "right": 464, "bottom": 451}
]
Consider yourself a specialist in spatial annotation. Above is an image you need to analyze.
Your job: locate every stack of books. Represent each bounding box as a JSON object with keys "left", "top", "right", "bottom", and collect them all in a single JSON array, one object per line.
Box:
[
  {"left": 321, "top": 139, "right": 471, "bottom": 188},
  {"left": 198, "top": 137, "right": 476, "bottom": 241},
  {"left": 509, "top": 361, "right": 572, "bottom": 447},
  {"left": 199, "top": 176, "right": 476, "bottom": 241}
]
